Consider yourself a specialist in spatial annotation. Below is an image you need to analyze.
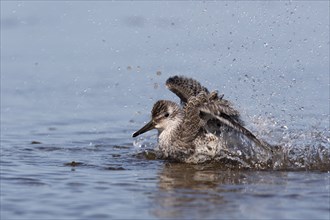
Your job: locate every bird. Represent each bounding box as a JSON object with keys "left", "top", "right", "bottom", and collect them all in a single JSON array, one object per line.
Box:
[{"left": 132, "top": 75, "right": 273, "bottom": 166}]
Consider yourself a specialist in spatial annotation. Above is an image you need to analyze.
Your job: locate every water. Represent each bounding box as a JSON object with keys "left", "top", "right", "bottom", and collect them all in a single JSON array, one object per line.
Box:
[{"left": 1, "top": 1, "right": 329, "bottom": 219}]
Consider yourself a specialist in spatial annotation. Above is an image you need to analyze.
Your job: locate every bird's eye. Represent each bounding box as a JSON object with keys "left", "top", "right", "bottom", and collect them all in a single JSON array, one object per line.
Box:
[{"left": 164, "top": 113, "right": 170, "bottom": 118}]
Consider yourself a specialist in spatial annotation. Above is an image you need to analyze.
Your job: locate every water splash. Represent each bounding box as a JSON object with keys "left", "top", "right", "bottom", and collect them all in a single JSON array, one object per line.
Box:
[
  {"left": 270, "top": 127, "right": 329, "bottom": 171},
  {"left": 134, "top": 124, "right": 329, "bottom": 171},
  {"left": 133, "top": 134, "right": 157, "bottom": 149},
  {"left": 250, "top": 115, "right": 330, "bottom": 171}
]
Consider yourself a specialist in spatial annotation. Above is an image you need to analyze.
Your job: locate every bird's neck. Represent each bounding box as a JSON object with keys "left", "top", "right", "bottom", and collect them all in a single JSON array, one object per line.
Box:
[{"left": 158, "top": 113, "right": 184, "bottom": 147}]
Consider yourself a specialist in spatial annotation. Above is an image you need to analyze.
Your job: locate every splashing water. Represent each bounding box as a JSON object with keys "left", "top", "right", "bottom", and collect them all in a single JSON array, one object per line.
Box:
[
  {"left": 249, "top": 115, "right": 330, "bottom": 171},
  {"left": 133, "top": 117, "right": 329, "bottom": 171},
  {"left": 270, "top": 127, "right": 329, "bottom": 171}
]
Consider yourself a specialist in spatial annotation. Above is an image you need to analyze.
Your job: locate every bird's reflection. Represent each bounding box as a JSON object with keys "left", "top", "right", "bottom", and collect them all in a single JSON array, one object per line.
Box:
[{"left": 151, "top": 162, "right": 287, "bottom": 218}]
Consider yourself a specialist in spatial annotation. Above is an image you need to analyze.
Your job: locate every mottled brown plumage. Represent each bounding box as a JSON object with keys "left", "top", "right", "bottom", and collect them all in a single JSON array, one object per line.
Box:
[
  {"left": 166, "top": 75, "right": 241, "bottom": 120},
  {"left": 166, "top": 75, "right": 209, "bottom": 104},
  {"left": 133, "top": 75, "right": 273, "bottom": 164}
]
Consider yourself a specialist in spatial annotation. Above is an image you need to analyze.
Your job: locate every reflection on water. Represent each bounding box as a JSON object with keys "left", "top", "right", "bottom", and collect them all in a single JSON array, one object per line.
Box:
[
  {"left": 153, "top": 165, "right": 232, "bottom": 218},
  {"left": 151, "top": 163, "right": 329, "bottom": 219}
]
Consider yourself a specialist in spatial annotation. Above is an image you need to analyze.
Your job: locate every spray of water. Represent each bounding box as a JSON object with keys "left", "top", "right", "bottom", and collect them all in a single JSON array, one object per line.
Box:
[
  {"left": 250, "top": 115, "right": 330, "bottom": 171},
  {"left": 133, "top": 116, "right": 329, "bottom": 171}
]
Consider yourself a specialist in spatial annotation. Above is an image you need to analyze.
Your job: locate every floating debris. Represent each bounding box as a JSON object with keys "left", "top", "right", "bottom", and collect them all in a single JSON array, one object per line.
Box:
[
  {"left": 105, "top": 166, "right": 125, "bottom": 170},
  {"left": 64, "top": 161, "right": 83, "bottom": 167},
  {"left": 31, "top": 141, "right": 42, "bottom": 144}
]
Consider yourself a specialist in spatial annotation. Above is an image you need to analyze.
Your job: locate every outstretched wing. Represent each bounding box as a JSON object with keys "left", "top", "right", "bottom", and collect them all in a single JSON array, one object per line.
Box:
[
  {"left": 207, "top": 96, "right": 241, "bottom": 120},
  {"left": 166, "top": 75, "right": 241, "bottom": 119},
  {"left": 166, "top": 76, "right": 271, "bottom": 151},
  {"left": 199, "top": 102, "right": 273, "bottom": 153},
  {"left": 166, "top": 75, "right": 209, "bottom": 104}
]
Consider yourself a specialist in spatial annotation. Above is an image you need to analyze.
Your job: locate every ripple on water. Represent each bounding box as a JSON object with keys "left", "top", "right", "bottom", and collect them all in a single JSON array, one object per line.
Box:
[{"left": 3, "top": 177, "right": 47, "bottom": 186}]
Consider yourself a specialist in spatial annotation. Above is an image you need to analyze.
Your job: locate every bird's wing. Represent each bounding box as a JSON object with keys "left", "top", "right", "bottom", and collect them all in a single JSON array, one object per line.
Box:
[
  {"left": 199, "top": 102, "right": 273, "bottom": 153},
  {"left": 166, "top": 75, "right": 209, "bottom": 104},
  {"left": 166, "top": 76, "right": 271, "bottom": 151},
  {"left": 207, "top": 97, "right": 241, "bottom": 119},
  {"left": 166, "top": 75, "right": 240, "bottom": 118}
]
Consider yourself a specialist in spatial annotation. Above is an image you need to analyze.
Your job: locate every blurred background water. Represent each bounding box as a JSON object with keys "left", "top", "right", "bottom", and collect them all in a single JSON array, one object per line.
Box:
[{"left": 1, "top": 1, "right": 329, "bottom": 219}]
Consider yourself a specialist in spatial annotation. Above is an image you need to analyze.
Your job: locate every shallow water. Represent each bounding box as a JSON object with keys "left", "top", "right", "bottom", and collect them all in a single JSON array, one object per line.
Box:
[{"left": 1, "top": 1, "right": 329, "bottom": 220}]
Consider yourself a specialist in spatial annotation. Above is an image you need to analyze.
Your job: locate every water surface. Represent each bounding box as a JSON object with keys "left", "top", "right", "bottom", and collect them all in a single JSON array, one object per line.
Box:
[{"left": 1, "top": 1, "right": 329, "bottom": 219}]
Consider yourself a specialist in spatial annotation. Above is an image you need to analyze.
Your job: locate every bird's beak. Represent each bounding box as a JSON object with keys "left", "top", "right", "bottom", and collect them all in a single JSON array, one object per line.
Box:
[{"left": 132, "top": 120, "right": 155, "bottom": 137}]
